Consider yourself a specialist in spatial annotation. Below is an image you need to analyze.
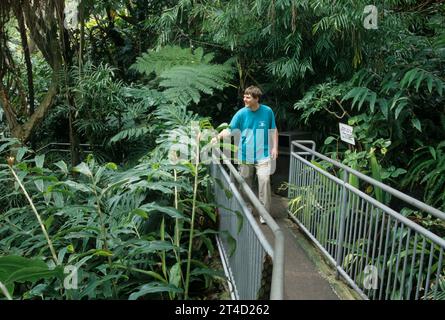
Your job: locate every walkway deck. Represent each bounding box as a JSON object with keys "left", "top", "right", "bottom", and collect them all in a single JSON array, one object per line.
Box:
[{"left": 259, "top": 193, "right": 347, "bottom": 300}]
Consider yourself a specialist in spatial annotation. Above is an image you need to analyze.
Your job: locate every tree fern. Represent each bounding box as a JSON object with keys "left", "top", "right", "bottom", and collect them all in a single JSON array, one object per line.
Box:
[
  {"left": 106, "top": 87, "right": 161, "bottom": 155},
  {"left": 130, "top": 46, "right": 216, "bottom": 77},
  {"left": 109, "top": 44, "right": 233, "bottom": 152},
  {"left": 109, "top": 126, "right": 153, "bottom": 144},
  {"left": 154, "top": 104, "right": 199, "bottom": 129},
  {"left": 130, "top": 45, "right": 234, "bottom": 107},
  {"left": 121, "top": 87, "right": 167, "bottom": 111},
  {"left": 159, "top": 64, "right": 233, "bottom": 105}
]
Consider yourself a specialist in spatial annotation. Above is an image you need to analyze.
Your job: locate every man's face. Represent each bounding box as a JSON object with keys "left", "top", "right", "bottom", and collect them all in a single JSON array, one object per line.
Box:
[{"left": 243, "top": 94, "right": 258, "bottom": 108}]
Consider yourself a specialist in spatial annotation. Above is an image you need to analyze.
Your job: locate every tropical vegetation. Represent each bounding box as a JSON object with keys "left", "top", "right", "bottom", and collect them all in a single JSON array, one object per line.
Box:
[{"left": 0, "top": 0, "right": 444, "bottom": 300}]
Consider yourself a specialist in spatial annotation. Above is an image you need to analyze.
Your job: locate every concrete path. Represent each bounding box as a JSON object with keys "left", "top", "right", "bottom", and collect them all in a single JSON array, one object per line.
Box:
[{"left": 259, "top": 193, "right": 340, "bottom": 300}]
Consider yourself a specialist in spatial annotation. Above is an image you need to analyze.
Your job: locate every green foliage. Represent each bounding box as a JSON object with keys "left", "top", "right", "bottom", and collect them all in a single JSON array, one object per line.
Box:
[
  {"left": 108, "top": 45, "right": 233, "bottom": 163},
  {"left": 293, "top": 1, "right": 445, "bottom": 209},
  {"left": 0, "top": 107, "right": 226, "bottom": 300},
  {"left": 294, "top": 80, "right": 349, "bottom": 123},
  {"left": 106, "top": 86, "right": 164, "bottom": 162},
  {"left": 130, "top": 46, "right": 216, "bottom": 77},
  {"left": 0, "top": 256, "right": 64, "bottom": 297},
  {"left": 68, "top": 62, "right": 126, "bottom": 144},
  {"left": 130, "top": 45, "right": 234, "bottom": 106},
  {"left": 2, "top": 0, "right": 445, "bottom": 301},
  {"left": 159, "top": 64, "right": 233, "bottom": 105},
  {"left": 403, "top": 140, "right": 445, "bottom": 210}
]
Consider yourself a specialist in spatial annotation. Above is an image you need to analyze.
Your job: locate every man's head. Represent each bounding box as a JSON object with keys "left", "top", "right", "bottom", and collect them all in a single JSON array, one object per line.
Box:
[{"left": 243, "top": 86, "right": 262, "bottom": 109}]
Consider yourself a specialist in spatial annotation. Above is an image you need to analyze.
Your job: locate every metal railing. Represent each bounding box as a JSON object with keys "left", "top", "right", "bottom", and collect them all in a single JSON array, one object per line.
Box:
[
  {"left": 289, "top": 141, "right": 445, "bottom": 300},
  {"left": 35, "top": 142, "right": 96, "bottom": 154},
  {"left": 210, "top": 148, "right": 284, "bottom": 300}
]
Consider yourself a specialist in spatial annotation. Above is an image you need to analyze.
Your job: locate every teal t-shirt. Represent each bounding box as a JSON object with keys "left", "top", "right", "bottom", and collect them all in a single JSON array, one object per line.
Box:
[{"left": 229, "top": 104, "right": 277, "bottom": 164}]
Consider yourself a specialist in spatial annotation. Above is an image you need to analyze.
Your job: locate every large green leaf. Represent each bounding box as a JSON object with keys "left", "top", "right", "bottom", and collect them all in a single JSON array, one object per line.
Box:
[
  {"left": 6, "top": 266, "right": 64, "bottom": 284},
  {"left": 411, "top": 118, "right": 422, "bottom": 132},
  {"left": 128, "top": 240, "right": 178, "bottom": 256},
  {"left": 0, "top": 256, "right": 63, "bottom": 296},
  {"left": 34, "top": 155, "right": 45, "bottom": 169},
  {"left": 73, "top": 162, "right": 93, "bottom": 177},
  {"left": 15, "top": 147, "right": 28, "bottom": 162},
  {"left": 138, "top": 202, "right": 190, "bottom": 221},
  {"left": 63, "top": 180, "right": 93, "bottom": 193},
  {"left": 128, "top": 282, "right": 183, "bottom": 300},
  {"left": 169, "top": 262, "right": 182, "bottom": 288},
  {"left": 0, "top": 256, "right": 48, "bottom": 275},
  {"left": 54, "top": 161, "right": 69, "bottom": 174}
]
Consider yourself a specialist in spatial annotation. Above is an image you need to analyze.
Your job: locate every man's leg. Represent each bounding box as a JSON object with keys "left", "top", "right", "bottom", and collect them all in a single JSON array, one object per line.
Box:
[
  {"left": 239, "top": 164, "right": 255, "bottom": 212},
  {"left": 239, "top": 164, "right": 254, "bottom": 189},
  {"left": 256, "top": 160, "right": 272, "bottom": 216}
]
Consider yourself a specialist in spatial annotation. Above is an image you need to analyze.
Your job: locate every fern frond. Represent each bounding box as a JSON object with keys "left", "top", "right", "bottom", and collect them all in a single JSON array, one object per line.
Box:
[
  {"left": 342, "top": 87, "right": 378, "bottom": 112},
  {"left": 130, "top": 45, "right": 211, "bottom": 77},
  {"left": 158, "top": 64, "right": 233, "bottom": 105},
  {"left": 266, "top": 56, "right": 313, "bottom": 83},
  {"left": 400, "top": 67, "right": 444, "bottom": 96},
  {"left": 109, "top": 126, "right": 152, "bottom": 144},
  {"left": 154, "top": 104, "right": 198, "bottom": 128},
  {"left": 121, "top": 87, "right": 167, "bottom": 111}
]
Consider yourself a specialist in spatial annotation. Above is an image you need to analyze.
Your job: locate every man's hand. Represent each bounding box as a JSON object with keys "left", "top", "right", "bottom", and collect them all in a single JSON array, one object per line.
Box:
[
  {"left": 271, "top": 147, "right": 278, "bottom": 160},
  {"left": 211, "top": 129, "right": 230, "bottom": 145}
]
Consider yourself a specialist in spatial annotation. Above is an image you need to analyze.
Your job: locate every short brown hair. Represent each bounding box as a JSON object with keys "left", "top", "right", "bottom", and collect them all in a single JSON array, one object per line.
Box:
[{"left": 244, "top": 86, "right": 263, "bottom": 100}]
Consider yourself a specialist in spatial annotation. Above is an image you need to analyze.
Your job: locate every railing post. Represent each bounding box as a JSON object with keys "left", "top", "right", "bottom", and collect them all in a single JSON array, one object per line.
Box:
[
  {"left": 335, "top": 170, "right": 349, "bottom": 279},
  {"left": 270, "top": 229, "right": 285, "bottom": 299},
  {"left": 288, "top": 156, "right": 294, "bottom": 199},
  {"left": 229, "top": 170, "right": 235, "bottom": 184}
]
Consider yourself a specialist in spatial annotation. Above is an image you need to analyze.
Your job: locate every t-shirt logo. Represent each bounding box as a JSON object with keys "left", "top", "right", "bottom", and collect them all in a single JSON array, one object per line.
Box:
[{"left": 259, "top": 121, "right": 266, "bottom": 128}]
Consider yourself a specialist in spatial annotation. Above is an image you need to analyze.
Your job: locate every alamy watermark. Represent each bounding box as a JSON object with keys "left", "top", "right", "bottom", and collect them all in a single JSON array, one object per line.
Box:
[
  {"left": 64, "top": 0, "right": 80, "bottom": 30},
  {"left": 63, "top": 265, "right": 78, "bottom": 290},
  {"left": 363, "top": 5, "right": 378, "bottom": 30},
  {"left": 363, "top": 265, "right": 378, "bottom": 290}
]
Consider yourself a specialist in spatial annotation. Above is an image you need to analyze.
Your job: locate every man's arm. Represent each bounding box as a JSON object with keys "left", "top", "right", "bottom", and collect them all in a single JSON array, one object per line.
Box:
[
  {"left": 271, "top": 128, "right": 279, "bottom": 160},
  {"left": 218, "top": 129, "right": 231, "bottom": 140},
  {"left": 212, "top": 110, "right": 241, "bottom": 144},
  {"left": 211, "top": 128, "right": 231, "bottom": 144}
]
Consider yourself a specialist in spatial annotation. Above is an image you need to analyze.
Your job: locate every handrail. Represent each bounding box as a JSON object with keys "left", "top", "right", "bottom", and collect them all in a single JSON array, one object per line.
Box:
[
  {"left": 216, "top": 156, "right": 274, "bottom": 257},
  {"left": 35, "top": 142, "right": 98, "bottom": 155},
  {"left": 295, "top": 152, "right": 445, "bottom": 249},
  {"left": 212, "top": 147, "right": 285, "bottom": 300},
  {"left": 289, "top": 140, "right": 445, "bottom": 300},
  {"left": 292, "top": 141, "right": 445, "bottom": 221}
]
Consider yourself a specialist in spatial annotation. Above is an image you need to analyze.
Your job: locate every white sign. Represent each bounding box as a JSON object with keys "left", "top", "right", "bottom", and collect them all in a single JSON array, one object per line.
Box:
[{"left": 339, "top": 123, "right": 355, "bottom": 145}]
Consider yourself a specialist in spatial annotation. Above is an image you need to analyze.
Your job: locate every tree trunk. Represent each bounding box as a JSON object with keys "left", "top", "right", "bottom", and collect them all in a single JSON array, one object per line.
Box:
[
  {"left": 15, "top": 2, "right": 35, "bottom": 116},
  {"left": 11, "top": 80, "right": 58, "bottom": 143},
  {"left": 0, "top": 83, "right": 19, "bottom": 133},
  {"left": 0, "top": 0, "right": 63, "bottom": 144}
]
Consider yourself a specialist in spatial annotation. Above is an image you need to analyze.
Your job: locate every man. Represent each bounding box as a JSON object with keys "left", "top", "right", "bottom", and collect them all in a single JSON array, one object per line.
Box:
[{"left": 212, "top": 86, "right": 278, "bottom": 224}]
